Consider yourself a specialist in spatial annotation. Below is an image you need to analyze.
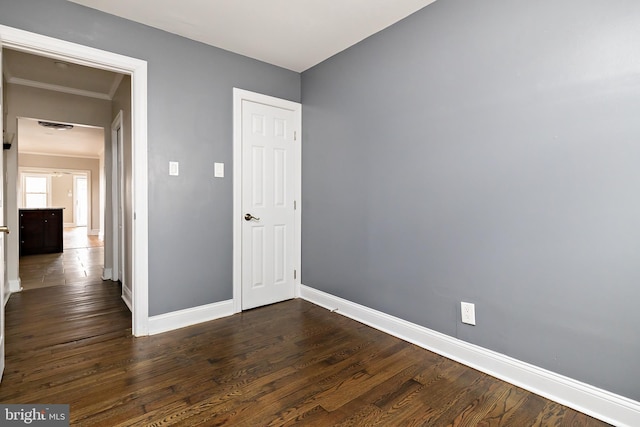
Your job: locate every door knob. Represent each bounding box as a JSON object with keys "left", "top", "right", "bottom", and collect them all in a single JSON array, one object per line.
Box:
[
  {"left": 244, "top": 213, "right": 260, "bottom": 221},
  {"left": 0, "top": 226, "right": 9, "bottom": 234}
]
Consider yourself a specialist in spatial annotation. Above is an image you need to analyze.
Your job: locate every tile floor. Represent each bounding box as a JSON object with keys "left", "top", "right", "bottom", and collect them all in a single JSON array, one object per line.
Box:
[{"left": 19, "top": 227, "right": 104, "bottom": 291}]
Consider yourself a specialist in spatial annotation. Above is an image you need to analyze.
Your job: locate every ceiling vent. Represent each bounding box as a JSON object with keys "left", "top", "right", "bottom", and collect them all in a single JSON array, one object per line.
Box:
[{"left": 38, "top": 121, "right": 74, "bottom": 131}]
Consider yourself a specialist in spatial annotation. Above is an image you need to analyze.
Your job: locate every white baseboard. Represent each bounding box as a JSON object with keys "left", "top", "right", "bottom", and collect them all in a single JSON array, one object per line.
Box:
[
  {"left": 121, "top": 284, "right": 132, "bottom": 312},
  {"left": 64, "top": 222, "right": 75, "bottom": 227},
  {"left": 3, "top": 290, "right": 10, "bottom": 306},
  {"left": 148, "top": 300, "right": 234, "bottom": 336},
  {"left": 101, "top": 268, "right": 112, "bottom": 280},
  {"left": 8, "top": 279, "right": 22, "bottom": 293},
  {"left": 89, "top": 229, "right": 100, "bottom": 236},
  {"left": 300, "top": 284, "right": 640, "bottom": 427}
]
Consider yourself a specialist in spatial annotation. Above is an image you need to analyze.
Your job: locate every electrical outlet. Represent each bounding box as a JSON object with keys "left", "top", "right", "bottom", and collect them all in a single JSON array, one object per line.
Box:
[{"left": 461, "top": 302, "right": 476, "bottom": 325}]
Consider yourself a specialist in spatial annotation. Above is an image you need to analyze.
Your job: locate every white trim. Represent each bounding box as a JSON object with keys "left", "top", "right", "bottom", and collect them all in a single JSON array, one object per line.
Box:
[
  {"left": 299, "top": 284, "right": 640, "bottom": 427},
  {"left": 89, "top": 229, "right": 100, "bottom": 236},
  {"left": 122, "top": 285, "right": 132, "bottom": 311},
  {"left": 232, "top": 88, "right": 302, "bottom": 313},
  {"left": 19, "top": 166, "right": 90, "bottom": 174},
  {"left": 108, "top": 74, "right": 125, "bottom": 100},
  {"left": 3, "top": 292, "right": 10, "bottom": 307},
  {"left": 0, "top": 24, "right": 149, "bottom": 337},
  {"left": 101, "top": 267, "right": 112, "bottom": 281},
  {"left": 8, "top": 279, "right": 21, "bottom": 294},
  {"left": 111, "top": 110, "right": 123, "bottom": 282},
  {"left": 18, "top": 151, "right": 100, "bottom": 159},
  {"left": 148, "top": 300, "right": 234, "bottom": 336},
  {"left": 6, "top": 76, "right": 112, "bottom": 100},
  {"left": 64, "top": 222, "right": 75, "bottom": 227}
]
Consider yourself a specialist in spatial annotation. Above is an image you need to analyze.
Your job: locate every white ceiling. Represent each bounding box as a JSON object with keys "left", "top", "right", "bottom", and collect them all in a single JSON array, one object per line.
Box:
[
  {"left": 3, "top": 49, "right": 122, "bottom": 101},
  {"left": 3, "top": 49, "right": 117, "bottom": 158},
  {"left": 5, "top": 1, "right": 437, "bottom": 157},
  {"left": 67, "top": 0, "right": 437, "bottom": 72},
  {"left": 17, "top": 118, "right": 104, "bottom": 159}
]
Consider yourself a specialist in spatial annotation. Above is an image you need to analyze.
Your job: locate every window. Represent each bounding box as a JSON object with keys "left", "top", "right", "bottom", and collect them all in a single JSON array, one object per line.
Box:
[{"left": 22, "top": 174, "right": 51, "bottom": 208}]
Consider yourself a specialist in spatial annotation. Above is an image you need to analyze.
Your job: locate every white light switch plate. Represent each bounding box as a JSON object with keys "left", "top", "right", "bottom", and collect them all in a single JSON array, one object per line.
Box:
[
  {"left": 214, "top": 162, "right": 224, "bottom": 178},
  {"left": 169, "top": 161, "right": 179, "bottom": 176}
]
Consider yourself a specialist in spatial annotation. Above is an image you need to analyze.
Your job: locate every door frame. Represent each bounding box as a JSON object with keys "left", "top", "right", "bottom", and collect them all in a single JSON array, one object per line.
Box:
[
  {"left": 1, "top": 33, "right": 5, "bottom": 382},
  {"left": 232, "top": 88, "right": 302, "bottom": 313},
  {"left": 0, "top": 25, "right": 150, "bottom": 336},
  {"left": 110, "top": 110, "right": 125, "bottom": 284}
]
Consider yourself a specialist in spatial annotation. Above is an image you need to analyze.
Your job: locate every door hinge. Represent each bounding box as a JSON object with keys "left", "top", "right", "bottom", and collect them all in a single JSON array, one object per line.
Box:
[
  {"left": 294, "top": 131, "right": 297, "bottom": 141},
  {"left": 294, "top": 270, "right": 297, "bottom": 279},
  {"left": 294, "top": 200, "right": 297, "bottom": 210}
]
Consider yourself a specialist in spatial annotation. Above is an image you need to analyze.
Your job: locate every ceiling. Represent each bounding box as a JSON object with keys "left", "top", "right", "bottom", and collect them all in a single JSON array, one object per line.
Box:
[
  {"left": 4, "top": 1, "right": 437, "bottom": 157},
  {"left": 3, "top": 49, "right": 122, "bottom": 101},
  {"left": 3, "top": 49, "right": 117, "bottom": 158},
  {"left": 17, "top": 118, "right": 104, "bottom": 159},
  {"left": 67, "top": 0, "right": 437, "bottom": 72}
]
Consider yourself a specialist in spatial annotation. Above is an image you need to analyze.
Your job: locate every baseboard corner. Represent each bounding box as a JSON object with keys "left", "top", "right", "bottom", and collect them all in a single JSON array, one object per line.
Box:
[
  {"left": 121, "top": 285, "right": 132, "bottom": 312},
  {"left": 8, "top": 279, "right": 22, "bottom": 293},
  {"left": 148, "top": 300, "right": 234, "bottom": 335}
]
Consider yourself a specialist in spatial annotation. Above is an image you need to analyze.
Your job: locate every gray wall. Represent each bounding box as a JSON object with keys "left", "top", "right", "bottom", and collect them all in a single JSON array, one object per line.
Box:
[
  {"left": 301, "top": 0, "right": 640, "bottom": 401},
  {"left": 0, "top": 0, "right": 300, "bottom": 315}
]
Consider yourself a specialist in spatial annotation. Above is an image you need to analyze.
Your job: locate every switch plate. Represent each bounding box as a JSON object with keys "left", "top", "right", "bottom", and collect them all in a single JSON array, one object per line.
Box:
[
  {"left": 214, "top": 162, "right": 224, "bottom": 178},
  {"left": 461, "top": 302, "right": 476, "bottom": 325},
  {"left": 169, "top": 161, "right": 179, "bottom": 176}
]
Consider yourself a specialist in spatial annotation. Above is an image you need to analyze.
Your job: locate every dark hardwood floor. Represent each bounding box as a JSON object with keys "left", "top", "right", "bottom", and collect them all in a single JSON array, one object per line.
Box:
[{"left": 1, "top": 283, "right": 609, "bottom": 426}]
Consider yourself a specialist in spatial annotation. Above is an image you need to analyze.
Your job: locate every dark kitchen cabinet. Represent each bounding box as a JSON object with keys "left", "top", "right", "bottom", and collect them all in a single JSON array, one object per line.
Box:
[{"left": 19, "top": 208, "right": 64, "bottom": 256}]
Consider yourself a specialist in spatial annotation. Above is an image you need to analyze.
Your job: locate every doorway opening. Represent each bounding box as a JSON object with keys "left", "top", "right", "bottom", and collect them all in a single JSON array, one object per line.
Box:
[
  {"left": 74, "top": 175, "right": 88, "bottom": 227},
  {"left": 0, "top": 24, "right": 149, "bottom": 336}
]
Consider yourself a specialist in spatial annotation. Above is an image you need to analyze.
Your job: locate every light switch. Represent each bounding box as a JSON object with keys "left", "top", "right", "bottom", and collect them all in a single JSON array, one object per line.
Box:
[
  {"left": 214, "top": 162, "right": 224, "bottom": 178},
  {"left": 169, "top": 161, "right": 179, "bottom": 176}
]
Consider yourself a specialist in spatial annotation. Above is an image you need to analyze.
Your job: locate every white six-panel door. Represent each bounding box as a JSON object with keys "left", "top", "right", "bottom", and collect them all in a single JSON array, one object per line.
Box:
[{"left": 240, "top": 97, "right": 298, "bottom": 310}]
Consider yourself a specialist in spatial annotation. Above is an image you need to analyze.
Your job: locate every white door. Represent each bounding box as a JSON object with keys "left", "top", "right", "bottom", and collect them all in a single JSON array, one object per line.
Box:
[
  {"left": 0, "top": 41, "right": 7, "bottom": 381},
  {"left": 241, "top": 99, "right": 298, "bottom": 309},
  {"left": 73, "top": 175, "right": 88, "bottom": 227}
]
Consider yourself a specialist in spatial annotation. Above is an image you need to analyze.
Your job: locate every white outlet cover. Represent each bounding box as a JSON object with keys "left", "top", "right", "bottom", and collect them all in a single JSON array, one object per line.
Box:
[{"left": 461, "top": 302, "right": 476, "bottom": 325}]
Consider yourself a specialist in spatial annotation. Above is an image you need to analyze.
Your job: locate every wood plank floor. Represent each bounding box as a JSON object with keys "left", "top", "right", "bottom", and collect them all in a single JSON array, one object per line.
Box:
[{"left": 1, "top": 285, "right": 609, "bottom": 426}]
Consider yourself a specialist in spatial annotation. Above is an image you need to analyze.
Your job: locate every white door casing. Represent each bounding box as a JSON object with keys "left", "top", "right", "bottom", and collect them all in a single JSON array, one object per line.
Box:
[
  {"left": 111, "top": 111, "right": 125, "bottom": 284},
  {"left": 233, "top": 89, "right": 301, "bottom": 312},
  {"left": 0, "top": 35, "right": 6, "bottom": 381},
  {"left": 0, "top": 25, "right": 149, "bottom": 336}
]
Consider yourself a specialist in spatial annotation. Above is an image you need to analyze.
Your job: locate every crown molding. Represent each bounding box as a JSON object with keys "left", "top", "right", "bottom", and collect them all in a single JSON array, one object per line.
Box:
[{"left": 7, "top": 76, "right": 112, "bottom": 100}]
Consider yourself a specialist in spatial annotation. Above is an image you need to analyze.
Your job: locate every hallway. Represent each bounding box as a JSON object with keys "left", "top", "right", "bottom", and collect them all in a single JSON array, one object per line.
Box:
[{"left": 19, "top": 227, "right": 104, "bottom": 291}]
